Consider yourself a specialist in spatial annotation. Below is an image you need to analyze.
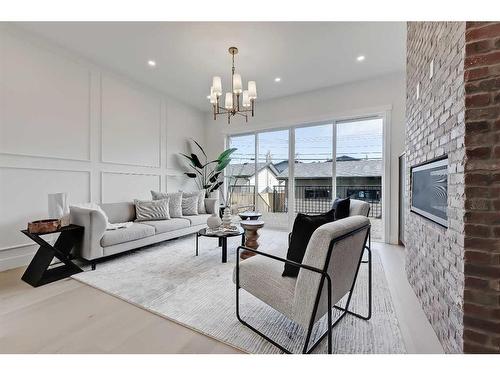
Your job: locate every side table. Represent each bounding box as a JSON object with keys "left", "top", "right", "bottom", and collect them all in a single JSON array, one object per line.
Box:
[
  {"left": 238, "top": 211, "right": 262, "bottom": 221},
  {"left": 239, "top": 220, "right": 265, "bottom": 260},
  {"left": 20, "top": 224, "right": 84, "bottom": 287}
]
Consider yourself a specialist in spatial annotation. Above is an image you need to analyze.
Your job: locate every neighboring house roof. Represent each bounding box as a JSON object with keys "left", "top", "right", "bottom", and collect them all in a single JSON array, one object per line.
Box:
[
  {"left": 277, "top": 159, "right": 382, "bottom": 179},
  {"left": 273, "top": 160, "right": 289, "bottom": 173},
  {"left": 226, "top": 162, "right": 279, "bottom": 178}
]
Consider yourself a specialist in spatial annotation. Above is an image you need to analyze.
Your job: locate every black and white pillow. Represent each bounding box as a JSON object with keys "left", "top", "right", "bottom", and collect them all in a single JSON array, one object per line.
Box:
[
  {"left": 151, "top": 191, "right": 183, "bottom": 218},
  {"left": 181, "top": 195, "right": 199, "bottom": 216},
  {"left": 134, "top": 198, "right": 170, "bottom": 221}
]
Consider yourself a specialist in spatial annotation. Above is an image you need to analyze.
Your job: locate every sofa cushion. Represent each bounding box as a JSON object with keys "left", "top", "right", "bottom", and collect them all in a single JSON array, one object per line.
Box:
[
  {"left": 182, "top": 214, "right": 211, "bottom": 226},
  {"left": 100, "top": 223, "right": 155, "bottom": 247},
  {"left": 141, "top": 218, "right": 191, "bottom": 234},
  {"left": 233, "top": 254, "right": 297, "bottom": 319}
]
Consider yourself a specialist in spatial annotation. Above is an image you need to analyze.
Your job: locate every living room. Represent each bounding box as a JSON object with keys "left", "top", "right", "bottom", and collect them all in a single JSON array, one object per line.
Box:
[{"left": 1, "top": 1, "right": 499, "bottom": 372}]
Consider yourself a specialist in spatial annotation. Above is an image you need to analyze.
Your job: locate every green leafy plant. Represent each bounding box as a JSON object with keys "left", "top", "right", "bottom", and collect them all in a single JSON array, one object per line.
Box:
[{"left": 180, "top": 139, "right": 236, "bottom": 198}]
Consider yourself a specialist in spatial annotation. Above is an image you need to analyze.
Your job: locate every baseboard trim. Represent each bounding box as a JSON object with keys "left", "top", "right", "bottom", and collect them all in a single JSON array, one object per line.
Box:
[{"left": 0, "top": 250, "right": 34, "bottom": 272}]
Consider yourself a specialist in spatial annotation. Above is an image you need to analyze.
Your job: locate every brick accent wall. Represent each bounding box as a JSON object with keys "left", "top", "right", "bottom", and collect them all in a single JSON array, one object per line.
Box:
[
  {"left": 406, "top": 22, "right": 466, "bottom": 353},
  {"left": 463, "top": 21, "right": 500, "bottom": 353}
]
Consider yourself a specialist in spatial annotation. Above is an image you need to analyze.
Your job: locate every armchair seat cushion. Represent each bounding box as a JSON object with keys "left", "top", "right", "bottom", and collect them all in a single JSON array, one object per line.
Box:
[
  {"left": 234, "top": 254, "right": 297, "bottom": 319},
  {"left": 100, "top": 223, "right": 155, "bottom": 247},
  {"left": 141, "top": 218, "right": 191, "bottom": 234}
]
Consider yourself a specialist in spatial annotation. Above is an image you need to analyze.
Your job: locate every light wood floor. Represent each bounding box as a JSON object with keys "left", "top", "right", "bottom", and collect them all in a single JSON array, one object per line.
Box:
[{"left": 0, "top": 239, "right": 443, "bottom": 354}]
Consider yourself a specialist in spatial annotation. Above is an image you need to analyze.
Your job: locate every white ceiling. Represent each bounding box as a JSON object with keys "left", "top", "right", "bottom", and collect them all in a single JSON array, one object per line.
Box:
[{"left": 16, "top": 22, "right": 406, "bottom": 111}]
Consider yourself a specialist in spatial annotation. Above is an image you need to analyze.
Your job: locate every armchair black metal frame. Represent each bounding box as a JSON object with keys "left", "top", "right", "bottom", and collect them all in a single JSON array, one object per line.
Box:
[
  {"left": 288, "top": 225, "right": 372, "bottom": 321},
  {"left": 235, "top": 224, "right": 371, "bottom": 354}
]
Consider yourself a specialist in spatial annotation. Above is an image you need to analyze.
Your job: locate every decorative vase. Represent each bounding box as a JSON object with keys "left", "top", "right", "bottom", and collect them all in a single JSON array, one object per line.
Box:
[
  {"left": 207, "top": 213, "right": 222, "bottom": 230},
  {"left": 48, "top": 192, "right": 70, "bottom": 227},
  {"left": 222, "top": 207, "right": 232, "bottom": 228}
]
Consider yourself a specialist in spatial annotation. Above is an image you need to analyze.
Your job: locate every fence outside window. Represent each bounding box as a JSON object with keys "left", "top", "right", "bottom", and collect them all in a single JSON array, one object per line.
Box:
[{"left": 230, "top": 184, "right": 382, "bottom": 218}]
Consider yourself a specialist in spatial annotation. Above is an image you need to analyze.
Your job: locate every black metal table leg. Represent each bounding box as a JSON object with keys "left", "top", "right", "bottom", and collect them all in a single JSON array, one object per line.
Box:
[
  {"left": 195, "top": 233, "right": 199, "bottom": 256},
  {"left": 241, "top": 233, "right": 245, "bottom": 246},
  {"left": 222, "top": 237, "right": 227, "bottom": 263}
]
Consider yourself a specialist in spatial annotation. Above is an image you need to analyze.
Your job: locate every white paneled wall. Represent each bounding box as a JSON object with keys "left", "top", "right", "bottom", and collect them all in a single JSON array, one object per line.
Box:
[
  {"left": 101, "top": 172, "right": 161, "bottom": 203},
  {"left": 101, "top": 76, "right": 162, "bottom": 167},
  {"left": 0, "top": 26, "right": 205, "bottom": 271}
]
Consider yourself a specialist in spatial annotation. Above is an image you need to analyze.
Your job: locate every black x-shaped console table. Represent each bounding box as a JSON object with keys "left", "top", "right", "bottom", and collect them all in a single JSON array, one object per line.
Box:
[{"left": 21, "top": 224, "right": 84, "bottom": 287}]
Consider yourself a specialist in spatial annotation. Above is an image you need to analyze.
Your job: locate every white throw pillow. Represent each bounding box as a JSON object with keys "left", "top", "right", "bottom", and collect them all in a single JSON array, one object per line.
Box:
[
  {"left": 151, "top": 191, "right": 183, "bottom": 218},
  {"left": 182, "top": 190, "right": 206, "bottom": 214},
  {"left": 181, "top": 195, "right": 199, "bottom": 216}
]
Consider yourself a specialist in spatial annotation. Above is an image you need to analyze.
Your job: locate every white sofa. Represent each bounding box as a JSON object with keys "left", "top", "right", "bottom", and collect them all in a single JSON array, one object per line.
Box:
[{"left": 70, "top": 198, "right": 217, "bottom": 265}]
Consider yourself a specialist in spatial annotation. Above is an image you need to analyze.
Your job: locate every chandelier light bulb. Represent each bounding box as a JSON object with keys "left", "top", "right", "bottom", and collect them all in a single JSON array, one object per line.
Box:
[
  {"left": 242, "top": 90, "right": 250, "bottom": 107},
  {"left": 248, "top": 81, "right": 257, "bottom": 99},
  {"left": 212, "top": 76, "right": 222, "bottom": 96},
  {"left": 224, "top": 92, "right": 233, "bottom": 110},
  {"left": 233, "top": 74, "right": 243, "bottom": 94},
  {"left": 209, "top": 87, "right": 217, "bottom": 104}
]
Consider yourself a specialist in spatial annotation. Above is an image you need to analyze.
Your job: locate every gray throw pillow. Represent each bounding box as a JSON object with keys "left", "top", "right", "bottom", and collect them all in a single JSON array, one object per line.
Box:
[
  {"left": 181, "top": 195, "right": 199, "bottom": 216},
  {"left": 151, "top": 191, "right": 183, "bottom": 218},
  {"left": 182, "top": 190, "right": 206, "bottom": 214},
  {"left": 134, "top": 198, "right": 170, "bottom": 221}
]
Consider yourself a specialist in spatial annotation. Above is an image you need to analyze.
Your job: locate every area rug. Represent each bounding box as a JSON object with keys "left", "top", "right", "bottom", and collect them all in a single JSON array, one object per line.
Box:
[{"left": 72, "top": 229, "right": 406, "bottom": 354}]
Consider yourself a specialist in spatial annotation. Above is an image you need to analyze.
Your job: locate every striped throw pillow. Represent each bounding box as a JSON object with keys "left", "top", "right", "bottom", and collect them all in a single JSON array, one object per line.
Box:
[{"left": 134, "top": 198, "right": 170, "bottom": 221}]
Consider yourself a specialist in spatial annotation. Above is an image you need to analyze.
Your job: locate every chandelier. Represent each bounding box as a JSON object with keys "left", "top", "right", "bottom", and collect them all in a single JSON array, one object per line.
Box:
[{"left": 208, "top": 47, "right": 257, "bottom": 124}]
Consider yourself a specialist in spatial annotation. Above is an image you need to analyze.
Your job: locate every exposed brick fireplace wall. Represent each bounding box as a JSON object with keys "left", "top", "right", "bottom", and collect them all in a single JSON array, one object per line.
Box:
[
  {"left": 406, "top": 22, "right": 466, "bottom": 353},
  {"left": 406, "top": 21, "right": 500, "bottom": 354},
  {"left": 463, "top": 21, "right": 500, "bottom": 353}
]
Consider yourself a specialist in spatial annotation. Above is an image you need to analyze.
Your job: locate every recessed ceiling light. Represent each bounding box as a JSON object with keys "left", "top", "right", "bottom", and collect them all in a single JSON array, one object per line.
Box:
[
  {"left": 356, "top": 55, "right": 365, "bottom": 62},
  {"left": 206, "top": 95, "right": 211, "bottom": 99},
  {"left": 274, "top": 77, "right": 281, "bottom": 82},
  {"left": 147, "top": 60, "right": 156, "bottom": 67}
]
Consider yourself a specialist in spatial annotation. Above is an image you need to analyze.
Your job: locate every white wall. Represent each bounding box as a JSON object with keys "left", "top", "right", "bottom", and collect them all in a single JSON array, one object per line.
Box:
[
  {"left": 0, "top": 26, "right": 205, "bottom": 271},
  {"left": 206, "top": 72, "right": 406, "bottom": 244}
]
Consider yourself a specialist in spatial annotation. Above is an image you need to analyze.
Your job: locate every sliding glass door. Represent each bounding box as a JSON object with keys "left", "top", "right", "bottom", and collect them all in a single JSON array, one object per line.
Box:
[
  {"left": 335, "top": 118, "right": 384, "bottom": 240},
  {"left": 256, "top": 130, "right": 289, "bottom": 229},
  {"left": 293, "top": 123, "right": 333, "bottom": 217},
  {"left": 226, "top": 134, "right": 255, "bottom": 215},
  {"left": 226, "top": 115, "right": 385, "bottom": 241}
]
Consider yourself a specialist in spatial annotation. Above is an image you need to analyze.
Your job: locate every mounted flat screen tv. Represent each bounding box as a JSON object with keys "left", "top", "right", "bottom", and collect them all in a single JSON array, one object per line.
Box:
[{"left": 410, "top": 156, "right": 448, "bottom": 227}]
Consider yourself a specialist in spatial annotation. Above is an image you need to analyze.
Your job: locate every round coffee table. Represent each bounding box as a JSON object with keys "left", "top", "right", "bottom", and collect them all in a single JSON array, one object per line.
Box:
[
  {"left": 196, "top": 227, "right": 244, "bottom": 263},
  {"left": 239, "top": 220, "right": 265, "bottom": 259}
]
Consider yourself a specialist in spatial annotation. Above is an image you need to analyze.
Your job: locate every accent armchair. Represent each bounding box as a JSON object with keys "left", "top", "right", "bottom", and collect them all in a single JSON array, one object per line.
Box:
[
  {"left": 234, "top": 215, "right": 371, "bottom": 354},
  {"left": 286, "top": 199, "right": 372, "bottom": 319}
]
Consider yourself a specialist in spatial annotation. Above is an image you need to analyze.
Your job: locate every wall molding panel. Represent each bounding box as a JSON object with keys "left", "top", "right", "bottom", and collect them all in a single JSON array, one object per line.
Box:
[
  {"left": 0, "top": 29, "right": 92, "bottom": 161},
  {"left": 0, "top": 167, "right": 91, "bottom": 253},
  {"left": 100, "top": 171, "right": 162, "bottom": 203},
  {"left": 100, "top": 75, "right": 162, "bottom": 168},
  {"left": 0, "top": 26, "right": 205, "bottom": 271}
]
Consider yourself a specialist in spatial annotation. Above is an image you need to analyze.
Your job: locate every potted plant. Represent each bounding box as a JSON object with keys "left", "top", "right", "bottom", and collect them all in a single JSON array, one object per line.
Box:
[
  {"left": 180, "top": 139, "right": 236, "bottom": 198},
  {"left": 181, "top": 139, "right": 237, "bottom": 229}
]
